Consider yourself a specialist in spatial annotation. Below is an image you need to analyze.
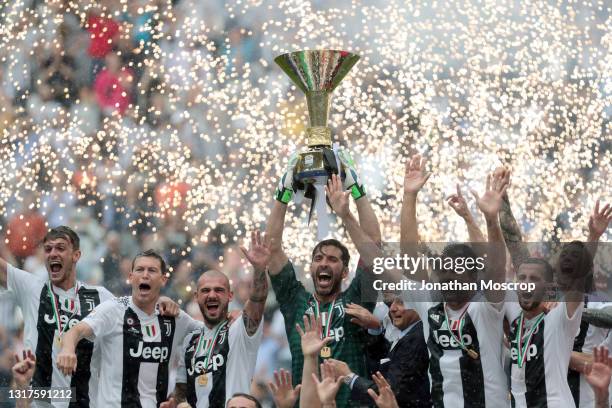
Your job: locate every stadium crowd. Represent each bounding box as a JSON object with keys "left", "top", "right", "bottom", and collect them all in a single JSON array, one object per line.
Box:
[{"left": 0, "top": 0, "right": 611, "bottom": 408}]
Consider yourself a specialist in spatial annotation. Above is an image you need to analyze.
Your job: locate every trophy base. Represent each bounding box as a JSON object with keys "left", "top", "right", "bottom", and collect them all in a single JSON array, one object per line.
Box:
[{"left": 294, "top": 148, "right": 343, "bottom": 183}]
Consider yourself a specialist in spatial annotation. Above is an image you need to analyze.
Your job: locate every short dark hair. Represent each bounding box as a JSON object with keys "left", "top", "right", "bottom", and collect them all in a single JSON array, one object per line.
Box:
[
  {"left": 43, "top": 226, "right": 80, "bottom": 250},
  {"left": 441, "top": 243, "right": 478, "bottom": 275},
  {"left": 518, "top": 257, "right": 554, "bottom": 282},
  {"left": 312, "top": 239, "right": 350, "bottom": 268},
  {"left": 131, "top": 249, "right": 167, "bottom": 274},
  {"left": 227, "top": 393, "right": 262, "bottom": 408}
]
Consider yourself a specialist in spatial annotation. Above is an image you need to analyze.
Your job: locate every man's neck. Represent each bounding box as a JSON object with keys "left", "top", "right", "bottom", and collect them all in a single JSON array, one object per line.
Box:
[
  {"left": 132, "top": 297, "right": 158, "bottom": 315},
  {"left": 314, "top": 292, "right": 339, "bottom": 304},
  {"left": 54, "top": 276, "right": 77, "bottom": 292},
  {"left": 204, "top": 318, "right": 228, "bottom": 330},
  {"left": 522, "top": 305, "right": 546, "bottom": 320},
  {"left": 446, "top": 300, "right": 469, "bottom": 311}
]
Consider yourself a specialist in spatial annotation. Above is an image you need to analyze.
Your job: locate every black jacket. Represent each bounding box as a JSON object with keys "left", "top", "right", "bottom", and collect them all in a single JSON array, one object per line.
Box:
[{"left": 351, "top": 321, "right": 432, "bottom": 407}]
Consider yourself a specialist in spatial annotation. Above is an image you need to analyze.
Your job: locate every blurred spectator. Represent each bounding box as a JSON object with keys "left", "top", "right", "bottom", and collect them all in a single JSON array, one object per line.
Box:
[
  {"left": 100, "top": 231, "right": 125, "bottom": 295},
  {"left": 5, "top": 194, "right": 47, "bottom": 262},
  {"left": 86, "top": 5, "right": 121, "bottom": 78},
  {"left": 70, "top": 87, "right": 101, "bottom": 135},
  {"left": 39, "top": 37, "right": 79, "bottom": 108},
  {"left": 93, "top": 52, "right": 134, "bottom": 116}
]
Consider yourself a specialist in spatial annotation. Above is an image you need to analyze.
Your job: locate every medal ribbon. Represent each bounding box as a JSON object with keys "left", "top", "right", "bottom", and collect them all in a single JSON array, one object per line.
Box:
[
  {"left": 47, "top": 281, "right": 79, "bottom": 337},
  {"left": 192, "top": 320, "right": 228, "bottom": 372},
  {"left": 313, "top": 296, "right": 336, "bottom": 339},
  {"left": 515, "top": 312, "right": 545, "bottom": 368},
  {"left": 443, "top": 303, "right": 470, "bottom": 353}
]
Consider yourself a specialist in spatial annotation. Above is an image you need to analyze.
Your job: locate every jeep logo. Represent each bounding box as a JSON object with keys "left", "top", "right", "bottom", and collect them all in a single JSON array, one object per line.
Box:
[
  {"left": 129, "top": 341, "right": 169, "bottom": 362},
  {"left": 44, "top": 313, "right": 80, "bottom": 329},
  {"left": 187, "top": 354, "right": 225, "bottom": 376},
  {"left": 329, "top": 327, "right": 344, "bottom": 342},
  {"left": 432, "top": 330, "right": 473, "bottom": 349},
  {"left": 510, "top": 344, "right": 538, "bottom": 362}
]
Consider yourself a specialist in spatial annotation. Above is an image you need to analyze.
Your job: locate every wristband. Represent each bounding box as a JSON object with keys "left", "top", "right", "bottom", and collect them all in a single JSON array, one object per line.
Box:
[
  {"left": 350, "top": 184, "right": 366, "bottom": 200},
  {"left": 275, "top": 187, "right": 293, "bottom": 204}
]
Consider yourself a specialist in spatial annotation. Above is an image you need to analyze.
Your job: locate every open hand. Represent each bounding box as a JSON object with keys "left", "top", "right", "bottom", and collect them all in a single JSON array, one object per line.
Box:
[
  {"left": 367, "top": 371, "right": 399, "bottom": 408},
  {"left": 296, "top": 314, "right": 333, "bottom": 357},
  {"left": 268, "top": 369, "right": 301, "bottom": 408},
  {"left": 585, "top": 346, "right": 612, "bottom": 402},
  {"left": 312, "top": 360, "right": 344, "bottom": 404},
  {"left": 588, "top": 200, "right": 611, "bottom": 240},
  {"left": 240, "top": 229, "right": 271, "bottom": 272},
  {"left": 470, "top": 169, "right": 510, "bottom": 219},
  {"left": 326, "top": 174, "right": 350, "bottom": 218},
  {"left": 404, "top": 154, "right": 431, "bottom": 195}
]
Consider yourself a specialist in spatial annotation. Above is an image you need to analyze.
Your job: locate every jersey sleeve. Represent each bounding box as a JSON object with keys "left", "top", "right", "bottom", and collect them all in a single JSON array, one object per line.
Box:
[
  {"left": 6, "top": 264, "right": 45, "bottom": 298},
  {"left": 97, "top": 286, "right": 115, "bottom": 303},
  {"left": 82, "top": 299, "right": 121, "bottom": 340},
  {"left": 269, "top": 261, "right": 307, "bottom": 321},
  {"left": 228, "top": 311, "right": 264, "bottom": 354},
  {"left": 175, "top": 334, "right": 191, "bottom": 384},
  {"left": 549, "top": 301, "right": 584, "bottom": 350},
  {"left": 344, "top": 260, "right": 377, "bottom": 312},
  {"left": 180, "top": 310, "right": 203, "bottom": 334}
]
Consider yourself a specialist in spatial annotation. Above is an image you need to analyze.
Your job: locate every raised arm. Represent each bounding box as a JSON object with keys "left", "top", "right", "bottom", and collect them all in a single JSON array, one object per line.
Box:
[
  {"left": 493, "top": 167, "right": 530, "bottom": 270},
  {"left": 337, "top": 148, "right": 382, "bottom": 245},
  {"left": 240, "top": 230, "right": 270, "bottom": 336},
  {"left": 56, "top": 321, "right": 94, "bottom": 375},
  {"left": 470, "top": 169, "right": 510, "bottom": 303},
  {"left": 0, "top": 257, "right": 7, "bottom": 288},
  {"left": 448, "top": 184, "right": 486, "bottom": 243},
  {"left": 401, "top": 154, "right": 431, "bottom": 250},
  {"left": 0, "top": 240, "right": 15, "bottom": 288},
  {"left": 326, "top": 175, "right": 381, "bottom": 266},
  {"left": 400, "top": 154, "right": 431, "bottom": 282},
  {"left": 268, "top": 154, "right": 299, "bottom": 275},
  {"left": 587, "top": 200, "right": 611, "bottom": 258},
  {"left": 298, "top": 314, "right": 332, "bottom": 408}
]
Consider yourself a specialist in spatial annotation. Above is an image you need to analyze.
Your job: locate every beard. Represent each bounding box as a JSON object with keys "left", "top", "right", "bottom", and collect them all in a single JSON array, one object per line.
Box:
[{"left": 519, "top": 297, "right": 541, "bottom": 312}]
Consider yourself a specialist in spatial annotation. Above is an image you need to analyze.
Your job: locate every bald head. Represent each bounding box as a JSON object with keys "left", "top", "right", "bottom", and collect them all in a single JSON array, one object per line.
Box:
[
  {"left": 196, "top": 270, "right": 233, "bottom": 327},
  {"left": 197, "top": 270, "right": 231, "bottom": 291}
]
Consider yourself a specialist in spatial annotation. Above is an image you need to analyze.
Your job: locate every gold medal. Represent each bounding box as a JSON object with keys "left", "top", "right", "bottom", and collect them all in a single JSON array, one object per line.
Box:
[
  {"left": 467, "top": 348, "right": 479, "bottom": 360},
  {"left": 55, "top": 335, "right": 62, "bottom": 349},
  {"left": 320, "top": 346, "right": 331, "bottom": 358},
  {"left": 197, "top": 374, "right": 208, "bottom": 386}
]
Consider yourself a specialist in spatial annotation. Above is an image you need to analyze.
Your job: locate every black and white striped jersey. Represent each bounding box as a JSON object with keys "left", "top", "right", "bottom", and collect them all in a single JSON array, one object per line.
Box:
[
  {"left": 402, "top": 288, "right": 509, "bottom": 408},
  {"left": 176, "top": 313, "right": 263, "bottom": 408},
  {"left": 5, "top": 264, "right": 113, "bottom": 408},
  {"left": 82, "top": 296, "right": 201, "bottom": 408},
  {"left": 506, "top": 301, "right": 584, "bottom": 408}
]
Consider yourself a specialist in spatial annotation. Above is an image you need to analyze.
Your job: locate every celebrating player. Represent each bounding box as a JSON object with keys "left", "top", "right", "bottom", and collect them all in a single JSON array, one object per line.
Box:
[
  {"left": 396, "top": 155, "right": 511, "bottom": 407},
  {"left": 56, "top": 249, "right": 200, "bottom": 407},
  {"left": 268, "top": 153, "right": 381, "bottom": 407},
  {"left": 0, "top": 226, "right": 114, "bottom": 407},
  {"left": 173, "top": 230, "right": 269, "bottom": 407}
]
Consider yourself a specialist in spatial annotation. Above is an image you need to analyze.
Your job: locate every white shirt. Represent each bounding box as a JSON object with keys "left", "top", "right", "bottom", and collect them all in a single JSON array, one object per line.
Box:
[{"left": 82, "top": 296, "right": 201, "bottom": 408}]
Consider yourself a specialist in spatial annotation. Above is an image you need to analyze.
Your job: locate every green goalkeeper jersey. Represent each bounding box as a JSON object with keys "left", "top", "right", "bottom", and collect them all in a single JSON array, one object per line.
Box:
[{"left": 270, "top": 261, "right": 377, "bottom": 408}]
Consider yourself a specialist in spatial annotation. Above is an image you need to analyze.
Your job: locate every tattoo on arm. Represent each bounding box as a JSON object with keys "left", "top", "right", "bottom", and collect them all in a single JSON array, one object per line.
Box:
[
  {"left": 242, "top": 311, "right": 261, "bottom": 336},
  {"left": 243, "top": 269, "right": 268, "bottom": 335},
  {"left": 499, "top": 193, "right": 530, "bottom": 267}
]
